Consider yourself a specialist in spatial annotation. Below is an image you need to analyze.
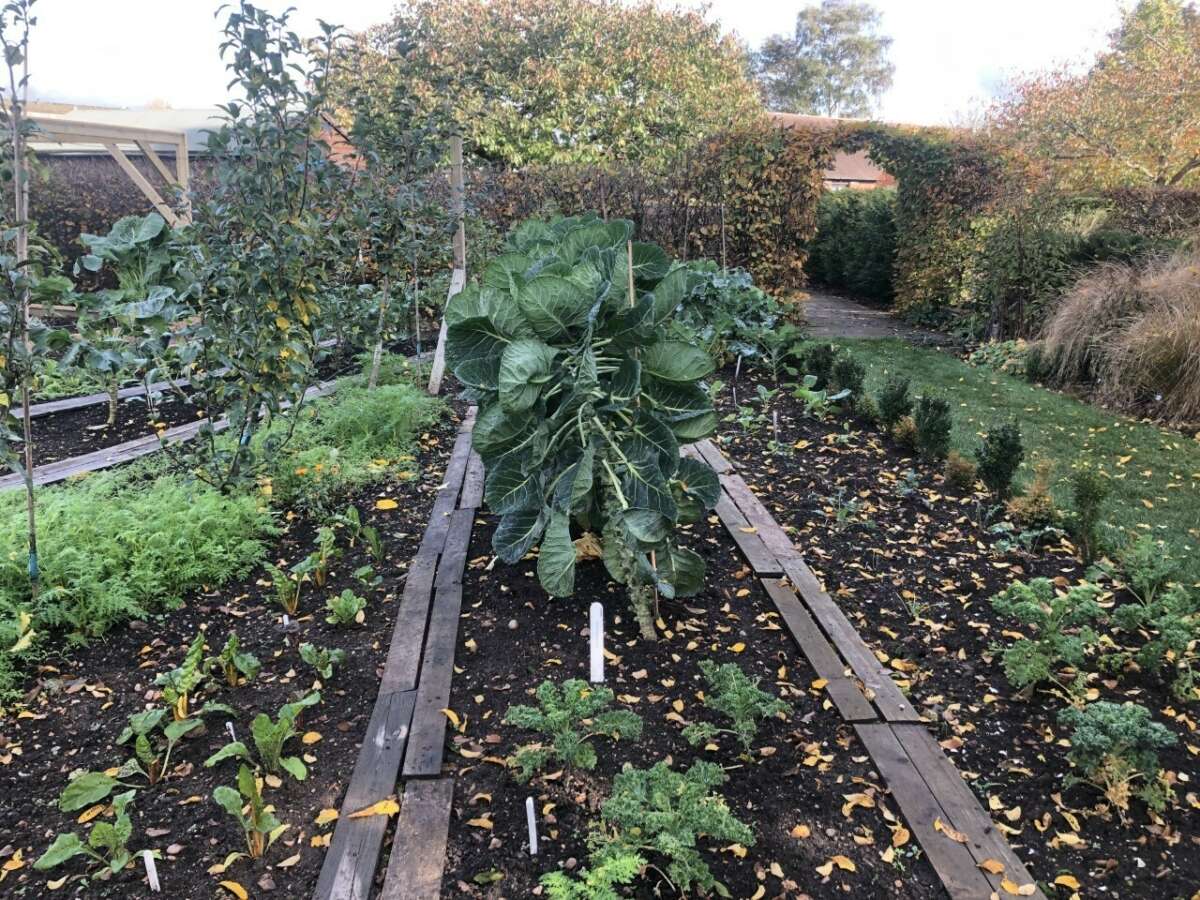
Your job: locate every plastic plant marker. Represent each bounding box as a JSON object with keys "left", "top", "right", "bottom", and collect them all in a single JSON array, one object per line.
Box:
[
  {"left": 526, "top": 796, "right": 538, "bottom": 857},
  {"left": 589, "top": 602, "right": 604, "bottom": 683},
  {"left": 143, "top": 851, "right": 160, "bottom": 892},
  {"left": 226, "top": 722, "right": 237, "bottom": 743}
]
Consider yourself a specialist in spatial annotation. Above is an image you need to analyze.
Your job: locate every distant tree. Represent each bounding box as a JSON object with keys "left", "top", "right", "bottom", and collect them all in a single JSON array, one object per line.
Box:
[
  {"left": 993, "top": 0, "right": 1200, "bottom": 188},
  {"left": 755, "top": 0, "right": 894, "bottom": 117},
  {"left": 331, "top": 0, "right": 763, "bottom": 167}
]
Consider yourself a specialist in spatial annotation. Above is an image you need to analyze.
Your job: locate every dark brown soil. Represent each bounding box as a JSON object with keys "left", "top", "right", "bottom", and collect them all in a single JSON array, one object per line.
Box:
[
  {"left": 712, "top": 369, "right": 1200, "bottom": 898},
  {"left": 0, "top": 412, "right": 462, "bottom": 898},
  {"left": 438, "top": 514, "right": 944, "bottom": 899},
  {"left": 25, "top": 392, "right": 201, "bottom": 467}
]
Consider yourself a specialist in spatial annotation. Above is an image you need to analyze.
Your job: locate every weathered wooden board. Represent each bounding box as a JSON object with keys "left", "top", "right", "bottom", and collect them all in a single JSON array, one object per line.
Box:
[
  {"left": 403, "top": 508, "right": 474, "bottom": 778},
  {"left": 782, "top": 558, "right": 923, "bottom": 723},
  {"left": 418, "top": 426, "right": 475, "bottom": 556},
  {"left": 854, "top": 724, "right": 997, "bottom": 900},
  {"left": 693, "top": 438, "right": 734, "bottom": 473},
  {"left": 759, "top": 578, "right": 876, "bottom": 722},
  {"left": 379, "top": 553, "right": 441, "bottom": 696},
  {"left": 892, "top": 723, "right": 1046, "bottom": 898},
  {"left": 379, "top": 778, "right": 456, "bottom": 900},
  {"left": 719, "top": 471, "right": 801, "bottom": 562},
  {"left": 459, "top": 450, "right": 485, "bottom": 510},
  {"left": 713, "top": 490, "right": 782, "bottom": 575},
  {"left": 312, "top": 690, "right": 416, "bottom": 900}
]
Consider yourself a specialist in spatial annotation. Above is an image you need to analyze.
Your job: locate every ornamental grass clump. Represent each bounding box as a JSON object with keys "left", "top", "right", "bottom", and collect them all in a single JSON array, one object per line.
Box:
[{"left": 445, "top": 215, "right": 722, "bottom": 637}]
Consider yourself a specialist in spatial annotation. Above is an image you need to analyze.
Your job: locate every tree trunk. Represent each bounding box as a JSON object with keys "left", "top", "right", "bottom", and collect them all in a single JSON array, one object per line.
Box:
[
  {"left": 367, "top": 275, "right": 391, "bottom": 390},
  {"left": 107, "top": 379, "right": 119, "bottom": 427}
]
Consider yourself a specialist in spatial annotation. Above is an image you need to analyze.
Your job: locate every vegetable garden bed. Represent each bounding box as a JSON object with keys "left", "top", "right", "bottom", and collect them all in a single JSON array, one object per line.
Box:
[
  {"left": 709, "top": 367, "right": 1200, "bottom": 897},
  {"left": 0, "top": 408, "right": 462, "bottom": 898}
]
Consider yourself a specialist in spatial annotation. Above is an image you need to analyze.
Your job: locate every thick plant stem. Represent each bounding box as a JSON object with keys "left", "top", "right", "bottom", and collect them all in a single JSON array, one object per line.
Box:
[
  {"left": 631, "top": 582, "right": 656, "bottom": 640},
  {"left": 367, "top": 275, "right": 390, "bottom": 390},
  {"left": 107, "top": 380, "right": 119, "bottom": 427}
]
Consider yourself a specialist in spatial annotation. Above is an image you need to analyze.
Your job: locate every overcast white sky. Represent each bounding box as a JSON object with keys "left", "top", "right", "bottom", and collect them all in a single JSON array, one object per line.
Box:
[{"left": 30, "top": 0, "right": 1125, "bottom": 125}]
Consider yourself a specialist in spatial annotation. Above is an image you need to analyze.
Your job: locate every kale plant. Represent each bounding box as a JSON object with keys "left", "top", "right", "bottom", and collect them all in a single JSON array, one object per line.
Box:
[
  {"left": 1058, "top": 701, "right": 1177, "bottom": 814},
  {"left": 975, "top": 422, "right": 1023, "bottom": 499},
  {"left": 597, "top": 761, "right": 754, "bottom": 896},
  {"left": 541, "top": 847, "right": 645, "bottom": 899},
  {"left": 503, "top": 678, "right": 643, "bottom": 782},
  {"left": 1118, "top": 535, "right": 1178, "bottom": 606},
  {"left": 1112, "top": 583, "right": 1200, "bottom": 700},
  {"left": 445, "top": 215, "right": 721, "bottom": 637},
  {"left": 990, "top": 578, "right": 1104, "bottom": 696},
  {"left": 682, "top": 660, "right": 791, "bottom": 753}
]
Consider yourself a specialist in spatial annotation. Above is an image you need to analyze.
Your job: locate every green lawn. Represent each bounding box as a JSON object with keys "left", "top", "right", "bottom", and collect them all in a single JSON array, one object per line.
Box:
[{"left": 836, "top": 338, "right": 1200, "bottom": 582}]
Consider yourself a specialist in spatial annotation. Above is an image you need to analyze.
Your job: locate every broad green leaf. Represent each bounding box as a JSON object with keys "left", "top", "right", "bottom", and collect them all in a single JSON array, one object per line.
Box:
[
  {"left": 493, "top": 509, "right": 546, "bottom": 563},
  {"left": 668, "top": 411, "right": 718, "bottom": 441},
  {"left": 481, "top": 252, "right": 531, "bottom": 293},
  {"left": 537, "top": 510, "right": 576, "bottom": 597},
  {"left": 608, "top": 357, "right": 642, "bottom": 407},
  {"left": 658, "top": 547, "right": 705, "bottom": 598},
  {"left": 621, "top": 508, "right": 670, "bottom": 544},
  {"left": 205, "top": 741, "right": 251, "bottom": 768},
  {"left": 280, "top": 756, "right": 308, "bottom": 782},
  {"left": 446, "top": 316, "right": 510, "bottom": 366},
  {"left": 59, "top": 772, "right": 117, "bottom": 812},
  {"left": 212, "top": 785, "right": 245, "bottom": 822},
  {"left": 627, "top": 410, "right": 680, "bottom": 478},
  {"left": 33, "top": 832, "right": 87, "bottom": 870},
  {"left": 454, "top": 355, "right": 501, "bottom": 390},
  {"left": 674, "top": 457, "right": 720, "bottom": 509},
  {"left": 473, "top": 404, "right": 535, "bottom": 460},
  {"left": 613, "top": 241, "right": 670, "bottom": 288},
  {"left": 641, "top": 341, "right": 715, "bottom": 382},
  {"left": 618, "top": 449, "right": 677, "bottom": 521},
  {"left": 650, "top": 266, "right": 692, "bottom": 323},
  {"left": 498, "top": 338, "right": 557, "bottom": 413},
  {"left": 516, "top": 276, "right": 590, "bottom": 341},
  {"left": 485, "top": 453, "right": 542, "bottom": 514}
]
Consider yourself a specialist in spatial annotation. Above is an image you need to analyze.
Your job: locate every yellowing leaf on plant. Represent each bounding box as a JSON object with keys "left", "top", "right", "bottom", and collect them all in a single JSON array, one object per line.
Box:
[
  {"left": 349, "top": 797, "right": 399, "bottom": 819},
  {"left": 218, "top": 881, "right": 249, "bottom": 900},
  {"left": 375, "top": 498, "right": 398, "bottom": 510},
  {"left": 315, "top": 808, "right": 339, "bottom": 826}
]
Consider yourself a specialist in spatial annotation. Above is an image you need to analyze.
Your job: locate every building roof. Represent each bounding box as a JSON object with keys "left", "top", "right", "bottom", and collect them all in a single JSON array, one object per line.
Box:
[
  {"left": 29, "top": 105, "right": 225, "bottom": 155},
  {"left": 767, "top": 110, "right": 891, "bottom": 185}
]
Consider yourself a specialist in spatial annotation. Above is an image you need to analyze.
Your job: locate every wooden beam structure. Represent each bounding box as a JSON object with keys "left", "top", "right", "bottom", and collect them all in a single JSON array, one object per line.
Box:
[{"left": 29, "top": 114, "right": 192, "bottom": 227}]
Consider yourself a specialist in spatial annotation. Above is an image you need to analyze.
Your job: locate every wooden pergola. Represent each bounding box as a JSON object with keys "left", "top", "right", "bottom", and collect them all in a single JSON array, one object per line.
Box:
[{"left": 29, "top": 114, "right": 192, "bottom": 227}]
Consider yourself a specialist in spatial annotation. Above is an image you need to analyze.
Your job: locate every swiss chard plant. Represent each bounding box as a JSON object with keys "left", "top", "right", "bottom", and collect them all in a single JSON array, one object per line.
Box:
[
  {"left": 207, "top": 632, "right": 261, "bottom": 688},
  {"left": 445, "top": 215, "right": 722, "bottom": 637},
  {"left": 205, "top": 692, "right": 320, "bottom": 781},
  {"left": 325, "top": 589, "right": 367, "bottom": 626},
  {"left": 117, "top": 707, "right": 201, "bottom": 785},
  {"left": 35, "top": 789, "right": 142, "bottom": 877},
  {"left": 154, "top": 632, "right": 207, "bottom": 720},
  {"left": 299, "top": 642, "right": 346, "bottom": 680},
  {"left": 213, "top": 764, "right": 285, "bottom": 859},
  {"left": 503, "top": 678, "right": 643, "bottom": 782}
]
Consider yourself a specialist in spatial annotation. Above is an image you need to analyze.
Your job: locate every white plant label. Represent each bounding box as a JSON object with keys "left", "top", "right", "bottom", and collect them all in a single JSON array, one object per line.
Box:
[
  {"left": 526, "top": 796, "right": 538, "bottom": 857},
  {"left": 589, "top": 602, "right": 604, "bottom": 683},
  {"left": 226, "top": 721, "right": 237, "bottom": 743},
  {"left": 142, "top": 851, "right": 161, "bottom": 892}
]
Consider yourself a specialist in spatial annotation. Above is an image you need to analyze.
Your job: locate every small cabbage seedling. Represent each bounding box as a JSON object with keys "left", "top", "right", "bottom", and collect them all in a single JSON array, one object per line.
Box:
[
  {"left": 205, "top": 692, "right": 320, "bottom": 781},
  {"left": 326, "top": 589, "right": 367, "bottom": 626},
  {"left": 213, "top": 764, "right": 285, "bottom": 859},
  {"left": 118, "top": 707, "right": 201, "bottom": 785},
  {"left": 682, "top": 660, "right": 791, "bottom": 753},
  {"left": 504, "top": 679, "right": 643, "bottom": 782},
  {"left": 207, "top": 632, "right": 261, "bottom": 688},
  {"left": 1058, "top": 701, "right": 1177, "bottom": 816},
  {"left": 299, "top": 642, "right": 346, "bottom": 679},
  {"left": 35, "top": 789, "right": 142, "bottom": 877},
  {"left": 597, "top": 760, "right": 754, "bottom": 896},
  {"left": 990, "top": 578, "right": 1104, "bottom": 697}
]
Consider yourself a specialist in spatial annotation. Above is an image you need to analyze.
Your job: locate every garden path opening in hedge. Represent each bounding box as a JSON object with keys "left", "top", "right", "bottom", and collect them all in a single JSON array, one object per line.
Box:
[
  {"left": 708, "top": 366, "right": 1200, "bottom": 898},
  {"left": 0, "top": 404, "right": 464, "bottom": 898}
]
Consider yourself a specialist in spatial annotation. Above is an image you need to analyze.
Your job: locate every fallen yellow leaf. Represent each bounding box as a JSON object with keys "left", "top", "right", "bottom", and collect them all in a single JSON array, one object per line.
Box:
[
  {"left": 934, "top": 817, "right": 969, "bottom": 843},
  {"left": 375, "top": 498, "right": 398, "bottom": 510},
  {"left": 218, "top": 881, "right": 249, "bottom": 900},
  {"left": 730, "top": 642, "right": 746, "bottom": 653},
  {"left": 1053, "top": 874, "right": 1081, "bottom": 890},
  {"left": 301, "top": 731, "right": 322, "bottom": 745},
  {"left": 466, "top": 816, "right": 493, "bottom": 829},
  {"left": 77, "top": 804, "right": 107, "bottom": 824},
  {"left": 349, "top": 797, "right": 399, "bottom": 819},
  {"left": 315, "top": 808, "right": 339, "bottom": 826},
  {"left": 979, "top": 858, "right": 1005, "bottom": 874},
  {"left": 790, "top": 824, "right": 811, "bottom": 839}
]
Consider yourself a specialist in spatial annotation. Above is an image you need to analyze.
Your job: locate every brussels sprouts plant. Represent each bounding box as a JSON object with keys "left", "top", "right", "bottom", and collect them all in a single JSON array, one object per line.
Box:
[{"left": 446, "top": 215, "right": 721, "bottom": 638}]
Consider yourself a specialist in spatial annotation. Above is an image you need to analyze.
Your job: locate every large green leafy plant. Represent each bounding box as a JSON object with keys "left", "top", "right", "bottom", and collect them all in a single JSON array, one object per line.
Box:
[{"left": 446, "top": 215, "right": 721, "bottom": 637}]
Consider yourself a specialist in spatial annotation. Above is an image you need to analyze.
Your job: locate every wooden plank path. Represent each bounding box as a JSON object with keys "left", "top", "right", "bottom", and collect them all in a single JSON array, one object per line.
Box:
[
  {"left": 695, "top": 438, "right": 1045, "bottom": 900},
  {"left": 314, "top": 408, "right": 479, "bottom": 900},
  {"left": 0, "top": 380, "right": 338, "bottom": 491}
]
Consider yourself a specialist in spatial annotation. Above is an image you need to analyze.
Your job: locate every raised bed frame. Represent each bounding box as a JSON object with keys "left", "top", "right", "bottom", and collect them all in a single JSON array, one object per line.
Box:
[{"left": 314, "top": 432, "right": 1046, "bottom": 900}]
